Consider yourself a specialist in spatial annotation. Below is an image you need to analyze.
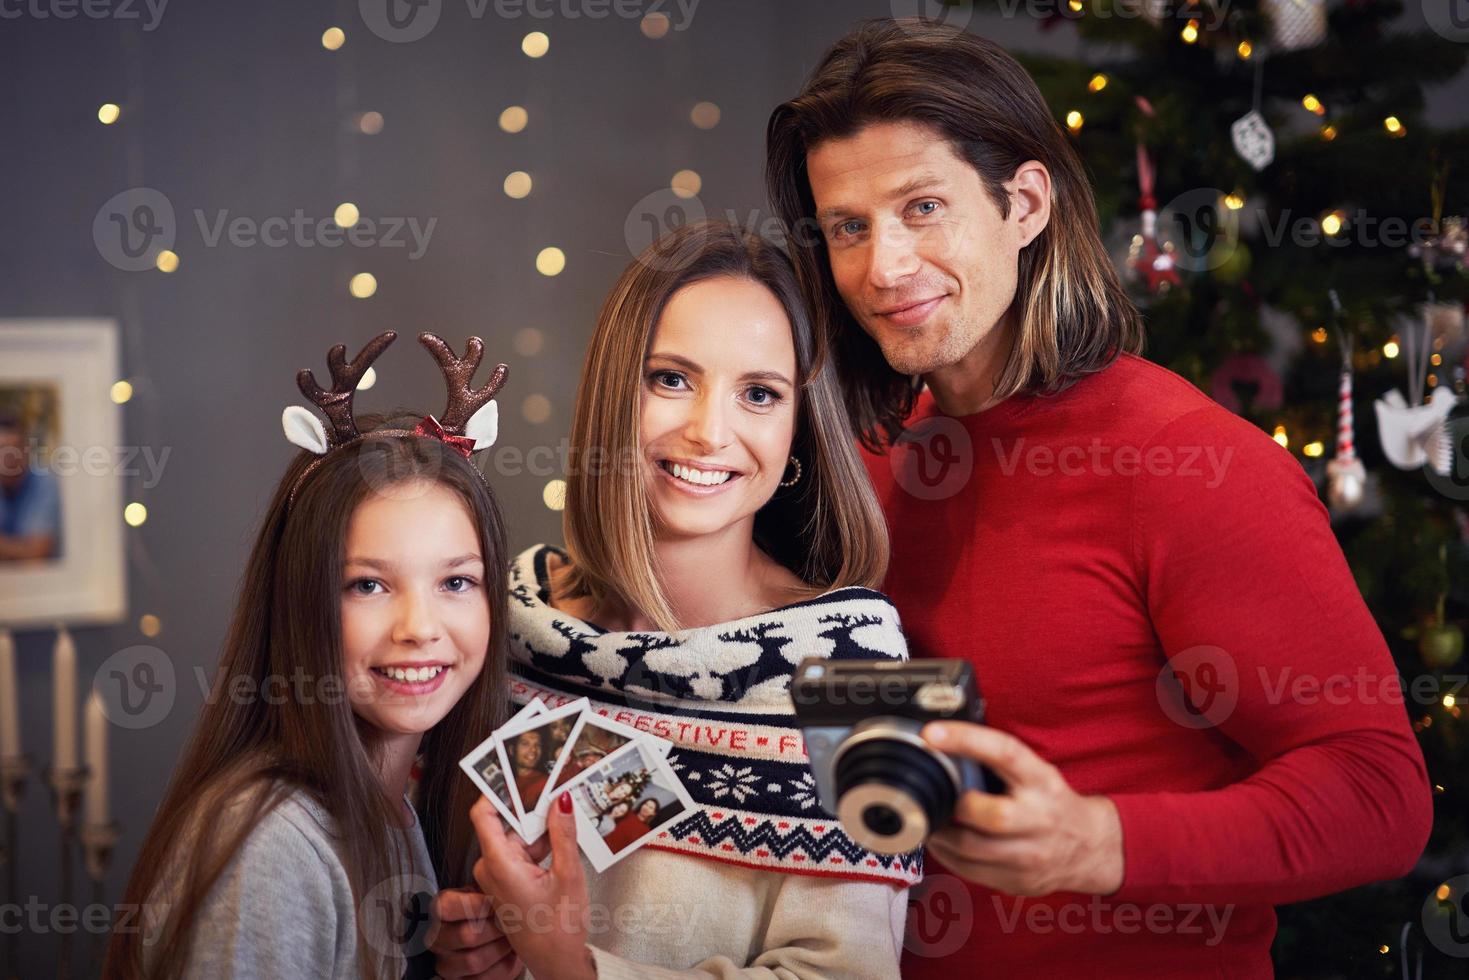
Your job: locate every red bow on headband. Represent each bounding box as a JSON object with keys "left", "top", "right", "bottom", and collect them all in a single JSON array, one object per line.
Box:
[{"left": 414, "top": 414, "right": 477, "bottom": 457}]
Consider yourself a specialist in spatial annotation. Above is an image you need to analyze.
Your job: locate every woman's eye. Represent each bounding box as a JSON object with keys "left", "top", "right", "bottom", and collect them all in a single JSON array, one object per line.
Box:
[
  {"left": 444, "top": 576, "right": 478, "bottom": 593},
  {"left": 347, "top": 578, "right": 382, "bottom": 596},
  {"left": 651, "top": 370, "right": 687, "bottom": 391},
  {"left": 836, "top": 219, "right": 863, "bottom": 238},
  {"left": 745, "top": 386, "right": 780, "bottom": 406},
  {"left": 914, "top": 200, "right": 940, "bottom": 217}
]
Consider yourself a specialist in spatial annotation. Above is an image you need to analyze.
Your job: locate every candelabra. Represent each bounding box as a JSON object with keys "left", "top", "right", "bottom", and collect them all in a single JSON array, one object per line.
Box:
[
  {"left": 0, "top": 756, "right": 30, "bottom": 980},
  {"left": 81, "top": 821, "right": 121, "bottom": 975},
  {"left": 47, "top": 765, "right": 87, "bottom": 980}
]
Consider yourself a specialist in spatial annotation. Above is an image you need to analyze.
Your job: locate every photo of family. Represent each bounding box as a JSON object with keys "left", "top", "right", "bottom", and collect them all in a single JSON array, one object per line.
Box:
[{"left": 566, "top": 741, "right": 694, "bottom": 871}]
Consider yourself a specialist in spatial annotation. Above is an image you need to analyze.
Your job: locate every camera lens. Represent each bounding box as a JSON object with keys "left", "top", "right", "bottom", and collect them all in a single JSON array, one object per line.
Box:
[
  {"left": 862, "top": 803, "right": 904, "bottom": 838},
  {"left": 834, "top": 735, "right": 959, "bottom": 855}
]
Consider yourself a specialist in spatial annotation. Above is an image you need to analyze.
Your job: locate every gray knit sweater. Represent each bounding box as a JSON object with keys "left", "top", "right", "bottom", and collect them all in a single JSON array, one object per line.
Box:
[{"left": 144, "top": 789, "right": 437, "bottom": 979}]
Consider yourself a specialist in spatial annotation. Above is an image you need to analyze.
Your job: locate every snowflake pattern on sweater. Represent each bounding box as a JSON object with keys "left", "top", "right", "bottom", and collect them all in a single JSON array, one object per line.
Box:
[{"left": 506, "top": 544, "right": 924, "bottom": 886}]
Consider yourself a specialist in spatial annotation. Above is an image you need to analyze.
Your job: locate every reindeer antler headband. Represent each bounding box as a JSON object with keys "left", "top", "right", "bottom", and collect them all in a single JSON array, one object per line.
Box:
[{"left": 281, "top": 330, "right": 509, "bottom": 503}]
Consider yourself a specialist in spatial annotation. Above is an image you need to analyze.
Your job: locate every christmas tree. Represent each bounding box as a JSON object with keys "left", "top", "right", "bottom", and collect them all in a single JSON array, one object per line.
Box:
[{"left": 972, "top": 0, "right": 1468, "bottom": 974}]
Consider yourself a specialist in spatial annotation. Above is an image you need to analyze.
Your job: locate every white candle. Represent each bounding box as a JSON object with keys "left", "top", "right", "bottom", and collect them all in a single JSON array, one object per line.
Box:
[
  {"left": 0, "top": 629, "right": 18, "bottom": 758},
  {"left": 53, "top": 628, "right": 77, "bottom": 771},
  {"left": 84, "top": 690, "right": 109, "bottom": 826}
]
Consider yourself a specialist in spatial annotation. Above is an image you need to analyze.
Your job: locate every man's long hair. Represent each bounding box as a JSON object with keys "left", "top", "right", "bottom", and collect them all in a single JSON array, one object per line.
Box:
[{"left": 767, "top": 18, "right": 1145, "bottom": 450}]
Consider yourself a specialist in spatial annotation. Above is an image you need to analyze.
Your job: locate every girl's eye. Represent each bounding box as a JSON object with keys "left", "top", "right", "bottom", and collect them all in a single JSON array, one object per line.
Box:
[
  {"left": 347, "top": 578, "right": 382, "bottom": 596},
  {"left": 443, "top": 576, "right": 479, "bottom": 593},
  {"left": 913, "top": 200, "right": 940, "bottom": 217},
  {"left": 650, "top": 370, "right": 687, "bottom": 391},
  {"left": 745, "top": 386, "right": 781, "bottom": 407},
  {"left": 835, "top": 219, "right": 864, "bottom": 238}
]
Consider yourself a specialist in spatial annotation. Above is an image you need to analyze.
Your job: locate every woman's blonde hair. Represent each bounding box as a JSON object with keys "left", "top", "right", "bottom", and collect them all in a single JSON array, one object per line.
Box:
[{"left": 559, "top": 219, "right": 889, "bottom": 632}]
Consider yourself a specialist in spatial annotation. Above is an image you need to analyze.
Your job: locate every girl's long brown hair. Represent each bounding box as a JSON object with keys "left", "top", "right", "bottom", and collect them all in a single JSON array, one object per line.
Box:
[
  {"left": 559, "top": 219, "right": 889, "bottom": 632},
  {"left": 766, "top": 18, "right": 1145, "bottom": 450},
  {"left": 105, "top": 422, "right": 510, "bottom": 980}
]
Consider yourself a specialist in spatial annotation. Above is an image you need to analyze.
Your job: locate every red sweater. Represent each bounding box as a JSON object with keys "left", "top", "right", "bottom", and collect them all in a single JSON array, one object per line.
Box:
[{"left": 862, "top": 353, "right": 1432, "bottom": 978}]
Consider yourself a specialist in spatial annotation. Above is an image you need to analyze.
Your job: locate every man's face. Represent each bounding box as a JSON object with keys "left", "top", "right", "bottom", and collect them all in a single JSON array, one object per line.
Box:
[
  {"left": 513, "top": 730, "right": 542, "bottom": 769},
  {"left": 806, "top": 119, "right": 1031, "bottom": 378}
]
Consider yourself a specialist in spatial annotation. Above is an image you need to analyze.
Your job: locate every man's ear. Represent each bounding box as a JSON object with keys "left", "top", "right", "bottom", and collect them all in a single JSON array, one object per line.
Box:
[{"left": 1006, "top": 161, "right": 1052, "bottom": 248}]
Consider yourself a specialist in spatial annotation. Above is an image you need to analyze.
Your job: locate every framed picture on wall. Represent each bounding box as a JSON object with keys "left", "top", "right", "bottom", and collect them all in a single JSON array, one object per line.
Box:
[{"left": 0, "top": 320, "right": 126, "bottom": 626}]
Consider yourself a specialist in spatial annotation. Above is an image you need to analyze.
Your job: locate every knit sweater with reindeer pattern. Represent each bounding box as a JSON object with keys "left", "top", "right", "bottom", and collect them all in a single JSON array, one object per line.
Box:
[{"left": 507, "top": 543, "right": 915, "bottom": 980}]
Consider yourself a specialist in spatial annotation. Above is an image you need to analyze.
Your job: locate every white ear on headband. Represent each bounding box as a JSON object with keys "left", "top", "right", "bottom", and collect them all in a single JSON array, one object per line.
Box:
[
  {"left": 465, "top": 400, "right": 499, "bottom": 450},
  {"left": 282, "top": 405, "right": 330, "bottom": 455}
]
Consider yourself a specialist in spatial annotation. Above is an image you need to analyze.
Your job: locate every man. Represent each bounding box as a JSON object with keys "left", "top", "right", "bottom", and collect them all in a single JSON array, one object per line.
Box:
[
  {"left": 764, "top": 18, "right": 1432, "bottom": 978},
  {"left": 0, "top": 413, "right": 61, "bottom": 562}
]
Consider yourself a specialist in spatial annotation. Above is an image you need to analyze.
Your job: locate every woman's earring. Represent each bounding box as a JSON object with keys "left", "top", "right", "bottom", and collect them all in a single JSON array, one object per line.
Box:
[{"left": 778, "top": 455, "right": 803, "bottom": 489}]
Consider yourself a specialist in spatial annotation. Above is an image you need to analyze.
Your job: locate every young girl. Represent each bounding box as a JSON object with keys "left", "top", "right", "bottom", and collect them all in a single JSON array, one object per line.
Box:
[
  {"left": 105, "top": 332, "right": 517, "bottom": 980},
  {"left": 463, "top": 221, "right": 918, "bottom": 979}
]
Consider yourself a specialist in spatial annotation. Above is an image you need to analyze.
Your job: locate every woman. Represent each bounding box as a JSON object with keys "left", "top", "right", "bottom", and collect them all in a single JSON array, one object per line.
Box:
[
  {"left": 463, "top": 220, "right": 918, "bottom": 980},
  {"left": 603, "top": 797, "right": 663, "bottom": 854},
  {"left": 593, "top": 799, "right": 635, "bottom": 839}
]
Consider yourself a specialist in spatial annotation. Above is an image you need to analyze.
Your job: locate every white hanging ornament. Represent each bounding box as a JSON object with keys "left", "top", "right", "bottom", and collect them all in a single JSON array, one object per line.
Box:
[
  {"left": 1375, "top": 387, "right": 1458, "bottom": 474},
  {"left": 1375, "top": 311, "right": 1458, "bottom": 476},
  {"left": 1265, "top": 0, "right": 1329, "bottom": 52},
  {"left": 1231, "top": 111, "right": 1275, "bottom": 172},
  {"left": 1232, "top": 55, "right": 1275, "bottom": 172}
]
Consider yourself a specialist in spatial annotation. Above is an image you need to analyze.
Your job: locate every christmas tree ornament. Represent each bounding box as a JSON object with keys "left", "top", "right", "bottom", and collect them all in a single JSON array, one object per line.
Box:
[
  {"left": 1374, "top": 314, "right": 1458, "bottom": 475},
  {"left": 1232, "top": 56, "right": 1275, "bottom": 172},
  {"left": 1408, "top": 166, "right": 1468, "bottom": 280},
  {"left": 1232, "top": 112, "right": 1275, "bottom": 171},
  {"left": 1127, "top": 208, "right": 1183, "bottom": 295},
  {"left": 1265, "top": 0, "right": 1328, "bottom": 51},
  {"left": 1420, "top": 621, "right": 1465, "bottom": 668},
  {"left": 1410, "top": 215, "right": 1469, "bottom": 279},
  {"left": 1325, "top": 292, "right": 1366, "bottom": 511},
  {"left": 1260, "top": 304, "right": 1305, "bottom": 375},
  {"left": 1375, "top": 388, "right": 1457, "bottom": 473},
  {"left": 1423, "top": 299, "right": 1467, "bottom": 349},
  {"left": 1209, "top": 353, "right": 1284, "bottom": 415},
  {"left": 1125, "top": 98, "right": 1182, "bottom": 296},
  {"left": 1419, "top": 572, "right": 1464, "bottom": 669},
  {"left": 1210, "top": 238, "right": 1253, "bottom": 284}
]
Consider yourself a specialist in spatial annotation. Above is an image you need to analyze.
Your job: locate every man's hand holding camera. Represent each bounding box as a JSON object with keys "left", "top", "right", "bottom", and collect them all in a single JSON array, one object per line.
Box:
[{"left": 922, "top": 722, "right": 1124, "bottom": 898}]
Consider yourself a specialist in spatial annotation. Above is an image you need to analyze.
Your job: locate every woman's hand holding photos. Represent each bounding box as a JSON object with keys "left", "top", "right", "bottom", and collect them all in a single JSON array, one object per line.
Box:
[
  {"left": 428, "top": 888, "right": 524, "bottom": 980},
  {"left": 470, "top": 793, "right": 598, "bottom": 980}
]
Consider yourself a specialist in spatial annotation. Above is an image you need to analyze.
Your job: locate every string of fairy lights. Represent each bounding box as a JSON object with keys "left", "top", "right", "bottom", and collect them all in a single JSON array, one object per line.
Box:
[{"left": 90, "top": 10, "right": 720, "bottom": 635}]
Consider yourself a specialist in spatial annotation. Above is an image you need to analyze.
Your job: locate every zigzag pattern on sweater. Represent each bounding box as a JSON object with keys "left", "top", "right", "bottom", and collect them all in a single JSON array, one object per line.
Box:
[{"left": 654, "top": 808, "right": 924, "bottom": 883}]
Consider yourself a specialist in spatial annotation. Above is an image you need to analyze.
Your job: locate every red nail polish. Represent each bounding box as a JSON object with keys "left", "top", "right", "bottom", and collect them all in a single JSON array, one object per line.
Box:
[{"left": 558, "top": 791, "right": 572, "bottom": 813}]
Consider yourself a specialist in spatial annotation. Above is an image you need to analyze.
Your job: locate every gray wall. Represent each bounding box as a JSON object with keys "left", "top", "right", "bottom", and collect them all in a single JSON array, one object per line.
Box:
[{"left": 1, "top": 1, "right": 1463, "bottom": 974}]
